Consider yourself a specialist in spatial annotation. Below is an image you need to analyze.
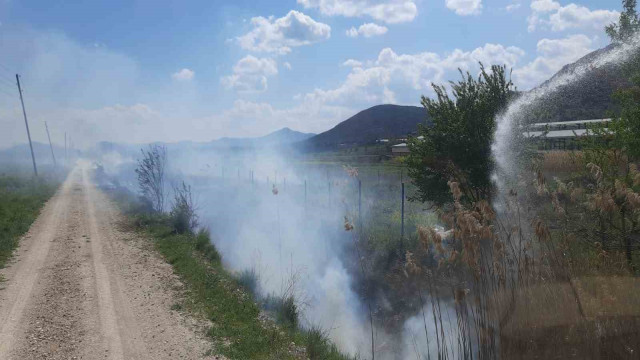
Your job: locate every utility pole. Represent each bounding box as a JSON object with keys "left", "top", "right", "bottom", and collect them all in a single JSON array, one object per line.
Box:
[
  {"left": 45, "top": 122, "right": 56, "bottom": 168},
  {"left": 16, "top": 74, "right": 37, "bottom": 177}
]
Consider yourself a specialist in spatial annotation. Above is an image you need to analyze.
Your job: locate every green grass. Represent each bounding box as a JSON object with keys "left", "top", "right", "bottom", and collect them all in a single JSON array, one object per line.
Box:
[
  {"left": 130, "top": 214, "right": 354, "bottom": 360},
  {"left": 0, "top": 175, "right": 57, "bottom": 269}
]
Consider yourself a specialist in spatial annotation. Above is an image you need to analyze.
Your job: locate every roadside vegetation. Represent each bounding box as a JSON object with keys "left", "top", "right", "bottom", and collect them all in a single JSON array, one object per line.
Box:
[
  {"left": 0, "top": 174, "right": 58, "bottom": 269},
  {"left": 392, "top": 6, "right": 640, "bottom": 358},
  {"left": 106, "top": 145, "right": 353, "bottom": 360}
]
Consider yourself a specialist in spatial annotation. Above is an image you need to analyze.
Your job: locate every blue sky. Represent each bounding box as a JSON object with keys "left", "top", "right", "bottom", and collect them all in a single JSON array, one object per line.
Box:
[{"left": 0, "top": 0, "right": 621, "bottom": 147}]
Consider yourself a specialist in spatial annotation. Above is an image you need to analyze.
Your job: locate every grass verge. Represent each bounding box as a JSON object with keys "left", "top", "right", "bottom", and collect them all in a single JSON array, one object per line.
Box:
[
  {"left": 0, "top": 175, "right": 58, "bottom": 269},
  {"left": 128, "top": 212, "right": 353, "bottom": 360}
]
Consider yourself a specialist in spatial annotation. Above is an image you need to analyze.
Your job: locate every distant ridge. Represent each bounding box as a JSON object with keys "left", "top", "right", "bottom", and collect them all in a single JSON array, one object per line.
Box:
[{"left": 304, "top": 104, "right": 428, "bottom": 150}]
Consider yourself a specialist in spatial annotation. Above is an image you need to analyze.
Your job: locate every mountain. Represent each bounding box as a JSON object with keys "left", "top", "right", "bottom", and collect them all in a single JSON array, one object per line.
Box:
[
  {"left": 304, "top": 104, "right": 428, "bottom": 150},
  {"left": 256, "top": 127, "right": 315, "bottom": 145},
  {"left": 210, "top": 127, "right": 315, "bottom": 149},
  {"left": 525, "top": 43, "right": 635, "bottom": 123}
]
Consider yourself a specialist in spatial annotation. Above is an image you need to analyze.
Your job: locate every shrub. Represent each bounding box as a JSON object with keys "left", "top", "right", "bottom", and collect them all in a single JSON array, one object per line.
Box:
[
  {"left": 278, "top": 295, "right": 298, "bottom": 329},
  {"left": 170, "top": 182, "right": 198, "bottom": 234},
  {"left": 194, "top": 228, "right": 221, "bottom": 263},
  {"left": 263, "top": 294, "right": 299, "bottom": 329},
  {"left": 135, "top": 145, "right": 167, "bottom": 213},
  {"left": 237, "top": 268, "right": 259, "bottom": 296}
]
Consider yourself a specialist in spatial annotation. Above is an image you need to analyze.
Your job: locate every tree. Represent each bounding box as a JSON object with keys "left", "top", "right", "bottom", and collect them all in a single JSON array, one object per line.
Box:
[
  {"left": 582, "top": 74, "right": 640, "bottom": 177},
  {"left": 578, "top": 71, "right": 640, "bottom": 269},
  {"left": 407, "top": 64, "right": 514, "bottom": 205},
  {"left": 135, "top": 145, "right": 167, "bottom": 213},
  {"left": 606, "top": 0, "right": 640, "bottom": 43}
]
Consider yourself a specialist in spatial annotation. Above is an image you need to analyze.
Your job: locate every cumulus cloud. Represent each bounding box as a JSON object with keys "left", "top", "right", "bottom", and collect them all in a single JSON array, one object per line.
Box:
[
  {"left": 236, "top": 10, "right": 331, "bottom": 54},
  {"left": 297, "top": 0, "right": 418, "bottom": 24},
  {"left": 301, "top": 43, "right": 525, "bottom": 108},
  {"left": 221, "top": 55, "right": 278, "bottom": 93},
  {"left": 528, "top": 1, "right": 619, "bottom": 32},
  {"left": 345, "top": 23, "right": 389, "bottom": 38},
  {"left": 513, "top": 34, "right": 594, "bottom": 89},
  {"left": 530, "top": 0, "right": 560, "bottom": 12},
  {"left": 446, "top": 0, "right": 483, "bottom": 16},
  {"left": 342, "top": 59, "right": 363, "bottom": 67},
  {"left": 172, "top": 68, "right": 195, "bottom": 81}
]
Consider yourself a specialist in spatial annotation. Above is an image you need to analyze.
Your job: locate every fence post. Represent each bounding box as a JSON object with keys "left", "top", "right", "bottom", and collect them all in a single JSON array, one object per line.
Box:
[
  {"left": 358, "top": 179, "right": 362, "bottom": 231},
  {"left": 401, "top": 182, "right": 405, "bottom": 252}
]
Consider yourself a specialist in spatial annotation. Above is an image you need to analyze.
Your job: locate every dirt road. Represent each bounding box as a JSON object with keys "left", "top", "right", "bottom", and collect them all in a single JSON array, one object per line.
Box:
[{"left": 0, "top": 165, "right": 213, "bottom": 359}]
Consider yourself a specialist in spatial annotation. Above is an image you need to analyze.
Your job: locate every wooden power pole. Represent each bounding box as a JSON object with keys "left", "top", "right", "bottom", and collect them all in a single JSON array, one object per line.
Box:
[
  {"left": 16, "top": 74, "right": 37, "bottom": 177},
  {"left": 45, "top": 121, "right": 56, "bottom": 167}
]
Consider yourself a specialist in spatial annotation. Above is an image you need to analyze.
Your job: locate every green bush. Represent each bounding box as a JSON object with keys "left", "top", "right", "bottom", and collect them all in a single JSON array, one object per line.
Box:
[
  {"left": 237, "top": 268, "right": 259, "bottom": 296},
  {"left": 170, "top": 182, "right": 198, "bottom": 234},
  {"left": 194, "top": 228, "right": 220, "bottom": 263}
]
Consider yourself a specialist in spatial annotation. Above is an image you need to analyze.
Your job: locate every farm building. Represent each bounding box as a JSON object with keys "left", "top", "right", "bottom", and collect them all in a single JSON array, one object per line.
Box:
[
  {"left": 523, "top": 118, "right": 611, "bottom": 150},
  {"left": 391, "top": 143, "right": 410, "bottom": 156}
]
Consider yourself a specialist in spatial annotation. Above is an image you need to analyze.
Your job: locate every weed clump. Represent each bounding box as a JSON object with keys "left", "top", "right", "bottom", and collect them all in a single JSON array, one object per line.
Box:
[
  {"left": 237, "top": 268, "right": 259, "bottom": 296},
  {"left": 194, "top": 228, "right": 220, "bottom": 263},
  {"left": 264, "top": 294, "right": 299, "bottom": 329},
  {"left": 170, "top": 182, "right": 198, "bottom": 234}
]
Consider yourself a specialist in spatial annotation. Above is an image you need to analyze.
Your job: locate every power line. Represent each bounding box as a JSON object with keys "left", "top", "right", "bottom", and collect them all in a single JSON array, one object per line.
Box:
[
  {"left": 0, "top": 79, "right": 15, "bottom": 91},
  {"left": 0, "top": 73, "right": 15, "bottom": 86},
  {"left": 0, "top": 62, "right": 14, "bottom": 74},
  {"left": 0, "top": 90, "right": 15, "bottom": 98}
]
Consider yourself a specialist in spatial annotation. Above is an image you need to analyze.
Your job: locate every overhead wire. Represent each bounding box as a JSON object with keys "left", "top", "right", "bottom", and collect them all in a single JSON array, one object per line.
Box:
[
  {"left": 0, "top": 61, "right": 14, "bottom": 74},
  {"left": 0, "top": 71, "right": 15, "bottom": 85},
  {"left": 0, "top": 76, "right": 15, "bottom": 88},
  {"left": 0, "top": 88, "right": 16, "bottom": 98},
  {"left": 0, "top": 80, "right": 15, "bottom": 93}
]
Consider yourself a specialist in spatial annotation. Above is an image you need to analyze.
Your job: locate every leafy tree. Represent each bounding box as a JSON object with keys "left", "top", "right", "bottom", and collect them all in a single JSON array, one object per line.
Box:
[
  {"left": 407, "top": 64, "right": 514, "bottom": 205},
  {"left": 606, "top": 0, "right": 640, "bottom": 43},
  {"left": 582, "top": 73, "right": 640, "bottom": 178}
]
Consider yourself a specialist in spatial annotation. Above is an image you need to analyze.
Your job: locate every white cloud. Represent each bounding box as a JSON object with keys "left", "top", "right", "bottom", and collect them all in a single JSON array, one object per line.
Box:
[
  {"left": 506, "top": 2, "right": 521, "bottom": 12},
  {"left": 221, "top": 56, "right": 278, "bottom": 93},
  {"left": 342, "top": 59, "right": 363, "bottom": 67},
  {"left": 210, "top": 43, "right": 525, "bottom": 138},
  {"left": 172, "top": 68, "right": 195, "bottom": 81},
  {"left": 236, "top": 10, "right": 331, "bottom": 54},
  {"left": 283, "top": 62, "right": 292, "bottom": 70},
  {"left": 346, "top": 27, "right": 359, "bottom": 37},
  {"left": 528, "top": 1, "right": 619, "bottom": 32},
  {"left": 513, "top": 34, "right": 593, "bottom": 89},
  {"left": 302, "top": 43, "right": 525, "bottom": 108},
  {"left": 297, "top": 0, "right": 418, "bottom": 24},
  {"left": 345, "top": 23, "right": 389, "bottom": 38},
  {"left": 446, "top": 0, "right": 483, "bottom": 16},
  {"left": 530, "top": 0, "right": 559, "bottom": 13}
]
